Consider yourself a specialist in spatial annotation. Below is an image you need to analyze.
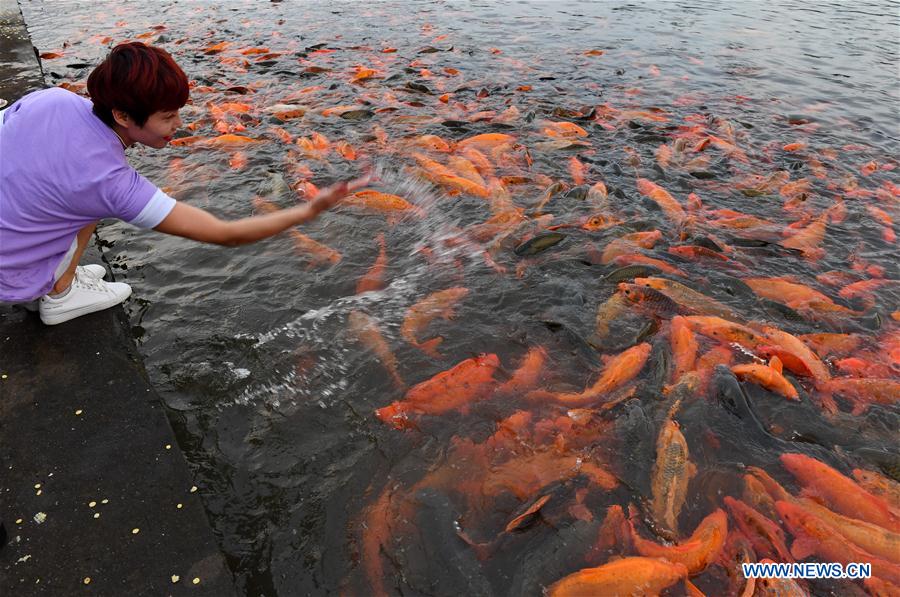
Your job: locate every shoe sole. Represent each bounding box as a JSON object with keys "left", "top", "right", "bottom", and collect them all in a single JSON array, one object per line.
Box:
[{"left": 39, "top": 288, "right": 132, "bottom": 325}]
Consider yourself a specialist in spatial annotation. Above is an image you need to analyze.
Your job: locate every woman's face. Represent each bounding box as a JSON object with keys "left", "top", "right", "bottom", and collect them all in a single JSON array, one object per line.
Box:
[{"left": 116, "top": 109, "right": 182, "bottom": 149}]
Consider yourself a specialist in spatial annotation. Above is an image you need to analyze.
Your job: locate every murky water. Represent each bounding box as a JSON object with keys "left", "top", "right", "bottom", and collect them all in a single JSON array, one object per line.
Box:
[{"left": 19, "top": 1, "right": 900, "bottom": 595}]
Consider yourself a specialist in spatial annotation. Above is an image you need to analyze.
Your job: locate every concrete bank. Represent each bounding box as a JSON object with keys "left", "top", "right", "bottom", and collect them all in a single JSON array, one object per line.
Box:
[{"left": 0, "top": 2, "right": 236, "bottom": 595}]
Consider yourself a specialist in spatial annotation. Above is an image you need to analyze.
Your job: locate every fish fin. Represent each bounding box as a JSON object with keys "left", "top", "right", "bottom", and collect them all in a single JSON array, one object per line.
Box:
[
  {"left": 415, "top": 337, "right": 443, "bottom": 358},
  {"left": 816, "top": 392, "right": 839, "bottom": 415},
  {"left": 455, "top": 526, "right": 495, "bottom": 561},
  {"left": 790, "top": 536, "right": 817, "bottom": 560},
  {"left": 850, "top": 399, "right": 869, "bottom": 416},
  {"left": 769, "top": 355, "right": 783, "bottom": 374}
]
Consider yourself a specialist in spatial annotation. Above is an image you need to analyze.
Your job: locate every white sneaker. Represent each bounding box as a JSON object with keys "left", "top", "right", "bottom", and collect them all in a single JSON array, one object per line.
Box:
[
  {"left": 77, "top": 264, "right": 107, "bottom": 280},
  {"left": 39, "top": 272, "right": 132, "bottom": 325}
]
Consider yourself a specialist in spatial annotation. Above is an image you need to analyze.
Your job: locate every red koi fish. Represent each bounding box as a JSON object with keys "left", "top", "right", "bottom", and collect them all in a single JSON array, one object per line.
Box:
[
  {"left": 356, "top": 233, "right": 388, "bottom": 294},
  {"left": 780, "top": 453, "right": 900, "bottom": 532},
  {"left": 374, "top": 354, "right": 500, "bottom": 429}
]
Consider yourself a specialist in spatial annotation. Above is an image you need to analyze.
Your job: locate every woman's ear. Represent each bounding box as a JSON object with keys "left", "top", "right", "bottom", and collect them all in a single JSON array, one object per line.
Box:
[{"left": 111, "top": 108, "right": 132, "bottom": 128}]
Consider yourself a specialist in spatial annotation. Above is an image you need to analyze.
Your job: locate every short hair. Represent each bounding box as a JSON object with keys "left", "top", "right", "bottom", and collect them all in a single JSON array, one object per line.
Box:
[{"left": 87, "top": 42, "right": 189, "bottom": 127}]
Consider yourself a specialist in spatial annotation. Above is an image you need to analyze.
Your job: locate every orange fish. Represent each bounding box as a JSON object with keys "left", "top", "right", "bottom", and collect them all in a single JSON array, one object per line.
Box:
[
  {"left": 546, "top": 557, "right": 687, "bottom": 597},
  {"left": 447, "top": 155, "right": 486, "bottom": 186},
  {"left": 568, "top": 156, "right": 588, "bottom": 185},
  {"left": 781, "top": 212, "right": 827, "bottom": 259},
  {"left": 694, "top": 345, "right": 734, "bottom": 394},
  {"left": 670, "top": 315, "right": 699, "bottom": 383},
  {"left": 344, "top": 190, "right": 425, "bottom": 218},
  {"left": 853, "top": 469, "right": 900, "bottom": 508},
  {"left": 756, "top": 325, "right": 831, "bottom": 386},
  {"left": 612, "top": 254, "right": 688, "bottom": 277},
  {"left": 600, "top": 230, "right": 664, "bottom": 263},
  {"left": 497, "top": 346, "right": 547, "bottom": 395},
  {"left": 400, "top": 287, "right": 470, "bottom": 357},
  {"left": 731, "top": 356, "right": 799, "bottom": 400},
  {"left": 407, "top": 134, "right": 452, "bottom": 153},
  {"left": 780, "top": 453, "right": 900, "bottom": 531},
  {"left": 742, "top": 277, "right": 855, "bottom": 314},
  {"left": 630, "top": 509, "right": 728, "bottom": 574},
  {"left": 776, "top": 500, "right": 900, "bottom": 586},
  {"left": 542, "top": 121, "right": 589, "bottom": 138},
  {"left": 684, "top": 316, "right": 767, "bottom": 350},
  {"left": 360, "top": 487, "right": 395, "bottom": 597},
  {"left": 723, "top": 496, "right": 793, "bottom": 563},
  {"left": 204, "top": 133, "right": 261, "bottom": 147},
  {"left": 795, "top": 497, "right": 900, "bottom": 564},
  {"left": 753, "top": 559, "right": 810, "bottom": 596},
  {"left": 481, "top": 448, "right": 617, "bottom": 498},
  {"left": 348, "top": 310, "right": 404, "bottom": 389},
  {"left": 818, "top": 377, "right": 900, "bottom": 415},
  {"left": 169, "top": 135, "right": 204, "bottom": 146},
  {"left": 251, "top": 198, "right": 341, "bottom": 266},
  {"left": 458, "top": 147, "right": 495, "bottom": 178},
  {"left": 528, "top": 343, "right": 651, "bottom": 406},
  {"left": 356, "top": 233, "right": 388, "bottom": 294},
  {"left": 456, "top": 132, "right": 516, "bottom": 151},
  {"left": 374, "top": 354, "right": 499, "bottom": 428},
  {"left": 636, "top": 178, "right": 686, "bottom": 224},
  {"left": 799, "top": 333, "right": 861, "bottom": 358},
  {"left": 650, "top": 419, "right": 696, "bottom": 539},
  {"left": 867, "top": 205, "right": 897, "bottom": 243}
]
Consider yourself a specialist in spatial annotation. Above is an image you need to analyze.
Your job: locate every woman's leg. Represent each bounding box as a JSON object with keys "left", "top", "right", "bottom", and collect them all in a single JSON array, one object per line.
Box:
[{"left": 51, "top": 222, "right": 97, "bottom": 294}]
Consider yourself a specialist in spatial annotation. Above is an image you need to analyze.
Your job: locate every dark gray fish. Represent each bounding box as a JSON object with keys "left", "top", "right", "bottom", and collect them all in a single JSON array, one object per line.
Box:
[
  {"left": 759, "top": 298, "right": 807, "bottom": 323},
  {"left": 563, "top": 185, "right": 590, "bottom": 200},
  {"left": 339, "top": 109, "right": 373, "bottom": 120},
  {"left": 514, "top": 232, "right": 567, "bottom": 256},
  {"left": 713, "top": 365, "right": 786, "bottom": 449},
  {"left": 408, "top": 489, "right": 493, "bottom": 597},
  {"left": 690, "top": 236, "right": 725, "bottom": 252},
  {"left": 689, "top": 171, "right": 717, "bottom": 180},
  {"left": 635, "top": 318, "right": 661, "bottom": 344},
  {"left": 405, "top": 82, "right": 432, "bottom": 94},
  {"left": 507, "top": 520, "right": 599, "bottom": 597},
  {"left": 852, "top": 448, "right": 900, "bottom": 482},
  {"left": 603, "top": 265, "right": 662, "bottom": 283}
]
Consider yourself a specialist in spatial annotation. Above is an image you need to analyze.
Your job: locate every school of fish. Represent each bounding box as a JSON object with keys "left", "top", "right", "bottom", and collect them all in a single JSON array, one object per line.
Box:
[{"left": 36, "top": 5, "right": 900, "bottom": 595}]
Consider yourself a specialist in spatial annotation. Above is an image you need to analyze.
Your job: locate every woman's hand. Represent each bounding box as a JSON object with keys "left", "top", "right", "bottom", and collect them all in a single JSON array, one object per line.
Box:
[
  {"left": 155, "top": 171, "right": 378, "bottom": 246},
  {"left": 308, "top": 173, "right": 374, "bottom": 215}
]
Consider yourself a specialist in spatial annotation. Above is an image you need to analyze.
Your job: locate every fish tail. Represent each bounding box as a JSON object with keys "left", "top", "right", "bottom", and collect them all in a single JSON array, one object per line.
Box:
[{"left": 418, "top": 337, "right": 444, "bottom": 358}]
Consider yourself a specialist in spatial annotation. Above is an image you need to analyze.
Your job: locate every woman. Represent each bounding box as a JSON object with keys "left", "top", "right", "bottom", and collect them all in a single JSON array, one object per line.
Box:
[{"left": 0, "top": 42, "right": 367, "bottom": 324}]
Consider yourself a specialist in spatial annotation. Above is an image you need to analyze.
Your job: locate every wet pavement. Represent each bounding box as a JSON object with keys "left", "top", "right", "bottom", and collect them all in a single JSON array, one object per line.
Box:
[{"left": 0, "top": 2, "right": 235, "bottom": 595}]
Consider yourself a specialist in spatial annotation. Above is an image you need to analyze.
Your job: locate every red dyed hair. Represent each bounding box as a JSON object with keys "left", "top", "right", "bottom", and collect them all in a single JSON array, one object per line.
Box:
[{"left": 87, "top": 42, "right": 189, "bottom": 127}]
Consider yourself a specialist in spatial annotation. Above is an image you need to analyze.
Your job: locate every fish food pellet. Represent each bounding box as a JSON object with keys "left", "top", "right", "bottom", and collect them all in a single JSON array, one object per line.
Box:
[
  {"left": 101, "top": 499, "right": 108, "bottom": 504},
  {"left": 89, "top": 501, "right": 96, "bottom": 508},
  {"left": 176, "top": 503, "right": 183, "bottom": 509},
  {"left": 93, "top": 513, "right": 100, "bottom": 519},
  {"left": 83, "top": 577, "right": 91, "bottom": 585},
  {"left": 192, "top": 577, "right": 200, "bottom": 585},
  {"left": 15, "top": 518, "right": 22, "bottom": 525},
  {"left": 34, "top": 483, "right": 41, "bottom": 489},
  {"left": 165, "top": 444, "right": 171, "bottom": 450},
  {"left": 190, "top": 485, "right": 197, "bottom": 493},
  {"left": 75, "top": 409, "right": 82, "bottom": 415},
  {"left": 131, "top": 528, "right": 140, "bottom": 534},
  {"left": 171, "top": 575, "right": 180, "bottom": 583}
]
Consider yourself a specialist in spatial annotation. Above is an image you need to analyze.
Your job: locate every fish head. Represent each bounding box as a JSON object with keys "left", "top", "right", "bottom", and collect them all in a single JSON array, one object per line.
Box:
[{"left": 374, "top": 402, "right": 415, "bottom": 430}]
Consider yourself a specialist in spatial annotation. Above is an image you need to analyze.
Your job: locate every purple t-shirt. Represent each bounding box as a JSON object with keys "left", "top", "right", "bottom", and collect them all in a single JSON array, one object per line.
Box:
[{"left": 0, "top": 87, "right": 175, "bottom": 301}]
